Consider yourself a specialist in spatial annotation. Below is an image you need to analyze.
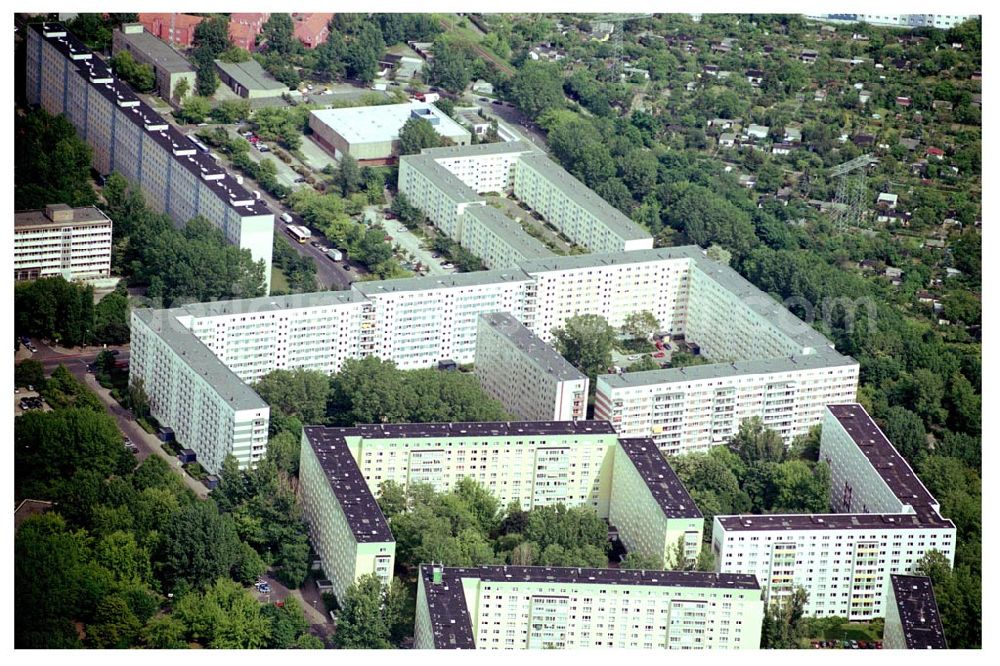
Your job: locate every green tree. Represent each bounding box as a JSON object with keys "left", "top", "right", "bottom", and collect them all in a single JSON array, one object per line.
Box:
[
  {"left": 262, "top": 13, "right": 295, "bottom": 55},
  {"left": 879, "top": 406, "right": 928, "bottom": 464},
  {"left": 254, "top": 368, "right": 330, "bottom": 425},
  {"left": 427, "top": 42, "right": 474, "bottom": 93},
  {"left": 172, "top": 77, "right": 191, "bottom": 102},
  {"left": 509, "top": 61, "right": 565, "bottom": 119},
  {"left": 176, "top": 95, "right": 212, "bottom": 124},
  {"left": 14, "top": 360, "right": 45, "bottom": 389},
  {"left": 110, "top": 50, "right": 155, "bottom": 93},
  {"left": 334, "top": 574, "right": 397, "bottom": 649},
  {"left": 264, "top": 596, "right": 310, "bottom": 648},
  {"left": 15, "top": 108, "right": 97, "bottom": 210},
  {"left": 398, "top": 116, "right": 443, "bottom": 155},
  {"left": 93, "top": 287, "right": 130, "bottom": 344},
  {"left": 626, "top": 355, "right": 660, "bottom": 372},
  {"left": 620, "top": 552, "right": 664, "bottom": 569},
  {"left": 275, "top": 538, "right": 311, "bottom": 589},
  {"left": 335, "top": 154, "right": 364, "bottom": 196},
  {"left": 621, "top": 310, "right": 660, "bottom": 341},
  {"left": 551, "top": 314, "right": 617, "bottom": 384},
  {"left": 760, "top": 586, "right": 809, "bottom": 648},
  {"left": 195, "top": 60, "right": 219, "bottom": 97},
  {"left": 729, "top": 417, "right": 785, "bottom": 465},
  {"left": 142, "top": 616, "right": 188, "bottom": 649},
  {"left": 377, "top": 480, "right": 409, "bottom": 520},
  {"left": 156, "top": 501, "right": 243, "bottom": 591},
  {"left": 193, "top": 16, "right": 232, "bottom": 58},
  {"left": 87, "top": 594, "right": 143, "bottom": 648}
]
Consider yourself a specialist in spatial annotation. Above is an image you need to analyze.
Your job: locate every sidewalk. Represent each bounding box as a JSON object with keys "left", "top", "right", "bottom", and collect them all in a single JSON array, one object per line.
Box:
[{"left": 79, "top": 371, "right": 209, "bottom": 499}]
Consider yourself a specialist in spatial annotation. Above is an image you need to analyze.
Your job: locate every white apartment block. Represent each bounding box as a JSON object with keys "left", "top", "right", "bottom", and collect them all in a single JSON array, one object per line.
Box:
[
  {"left": 300, "top": 422, "right": 705, "bottom": 592},
  {"left": 398, "top": 141, "right": 652, "bottom": 264},
  {"left": 514, "top": 152, "right": 654, "bottom": 254},
  {"left": 804, "top": 13, "right": 977, "bottom": 29},
  {"left": 14, "top": 204, "right": 112, "bottom": 282},
  {"left": 475, "top": 312, "right": 588, "bottom": 422},
  {"left": 595, "top": 356, "right": 859, "bottom": 456},
  {"left": 594, "top": 251, "right": 858, "bottom": 455},
  {"left": 415, "top": 564, "right": 763, "bottom": 650},
  {"left": 129, "top": 308, "right": 270, "bottom": 474},
  {"left": 26, "top": 22, "right": 274, "bottom": 292},
  {"left": 711, "top": 405, "right": 956, "bottom": 621},
  {"left": 131, "top": 246, "right": 851, "bottom": 470},
  {"left": 883, "top": 574, "right": 947, "bottom": 649},
  {"left": 300, "top": 426, "right": 395, "bottom": 601}
]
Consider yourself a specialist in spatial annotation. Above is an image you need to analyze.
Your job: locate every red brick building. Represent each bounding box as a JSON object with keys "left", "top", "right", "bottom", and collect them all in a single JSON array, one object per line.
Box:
[
  {"left": 229, "top": 12, "right": 269, "bottom": 51},
  {"left": 292, "top": 13, "right": 333, "bottom": 49},
  {"left": 138, "top": 13, "right": 204, "bottom": 48}
]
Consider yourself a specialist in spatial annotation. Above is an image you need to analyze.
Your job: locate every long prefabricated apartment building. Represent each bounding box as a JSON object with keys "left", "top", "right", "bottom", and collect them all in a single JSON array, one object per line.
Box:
[{"left": 299, "top": 420, "right": 704, "bottom": 600}]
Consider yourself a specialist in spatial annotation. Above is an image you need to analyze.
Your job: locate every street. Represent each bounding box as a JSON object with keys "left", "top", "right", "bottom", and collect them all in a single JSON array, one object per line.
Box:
[
  {"left": 465, "top": 96, "right": 549, "bottom": 151},
  {"left": 19, "top": 339, "right": 209, "bottom": 499}
]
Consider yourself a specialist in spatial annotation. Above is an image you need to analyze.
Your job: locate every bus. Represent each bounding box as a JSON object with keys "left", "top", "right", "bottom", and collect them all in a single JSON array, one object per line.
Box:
[{"left": 286, "top": 225, "right": 311, "bottom": 244}]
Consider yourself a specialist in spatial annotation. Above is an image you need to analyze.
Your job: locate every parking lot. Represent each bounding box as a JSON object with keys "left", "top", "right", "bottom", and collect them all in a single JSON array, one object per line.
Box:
[
  {"left": 379, "top": 217, "right": 451, "bottom": 276},
  {"left": 14, "top": 388, "right": 49, "bottom": 416}
]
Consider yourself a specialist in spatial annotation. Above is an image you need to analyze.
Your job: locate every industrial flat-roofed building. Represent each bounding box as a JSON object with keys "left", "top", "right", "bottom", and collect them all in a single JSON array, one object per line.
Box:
[
  {"left": 214, "top": 59, "right": 288, "bottom": 99},
  {"left": 26, "top": 22, "right": 274, "bottom": 292},
  {"left": 475, "top": 312, "right": 587, "bottom": 422},
  {"left": 112, "top": 23, "right": 195, "bottom": 102},
  {"left": 883, "top": 574, "right": 947, "bottom": 649},
  {"left": 15, "top": 204, "right": 112, "bottom": 282},
  {"left": 712, "top": 404, "right": 956, "bottom": 621},
  {"left": 300, "top": 421, "right": 705, "bottom": 595},
  {"left": 309, "top": 102, "right": 471, "bottom": 163},
  {"left": 415, "top": 564, "right": 763, "bottom": 650}
]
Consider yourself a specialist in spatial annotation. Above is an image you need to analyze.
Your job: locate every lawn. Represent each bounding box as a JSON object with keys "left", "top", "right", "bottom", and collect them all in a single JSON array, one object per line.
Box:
[
  {"left": 270, "top": 265, "right": 290, "bottom": 293},
  {"left": 800, "top": 621, "right": 883, "bottom": 647}
]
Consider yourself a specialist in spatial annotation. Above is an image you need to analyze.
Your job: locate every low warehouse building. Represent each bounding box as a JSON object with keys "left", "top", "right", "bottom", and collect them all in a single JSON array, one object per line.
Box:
[
  {"left": 308, "top": 102, "right": 471, "bottom": 164},
  {"left": 214, "top": 59, "right": 288, "bottom": 99},
  {"left": 112, "top": 23, "right": 196, "bottom": 102}
]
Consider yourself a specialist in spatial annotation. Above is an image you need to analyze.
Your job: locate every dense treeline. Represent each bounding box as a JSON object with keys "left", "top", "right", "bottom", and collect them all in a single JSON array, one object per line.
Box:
[
  {"left": 253, "top": 358, "right": 511, "bottom": 437},
  {"left": 15, "top": 109, "right": 98, "bottom": 210},
  {"left": 15, "top": 279, "right": 130, "bottom": 346},
  {"left": 14, "top": 371, "right": 321, "bottom": 649},
  {"left": 101, "top": 172, "right": 266, "bottom": 307}
]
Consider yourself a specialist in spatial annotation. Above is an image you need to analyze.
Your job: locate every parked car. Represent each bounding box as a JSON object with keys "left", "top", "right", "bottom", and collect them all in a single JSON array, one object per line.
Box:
[
  {"left": 343, "top": 264, "right": 352, "bottom": 271},
  {"left": 19, "top": 335, "right": 30, "bottom": 345},
  {"left": 627, "top": 354, "right": 641, "bottom": 361},
  {"left": 294, "top": 177, "right": 306, "bottom": 183},
  {"left": 652, "top": 351, "right": 665, "bottom": 358}
]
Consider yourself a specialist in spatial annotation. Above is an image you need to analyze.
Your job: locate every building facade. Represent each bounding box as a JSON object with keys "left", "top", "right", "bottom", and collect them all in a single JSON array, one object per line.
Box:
[
  {"left": 26, "top": 22, "right": 274, "bottom": 292},
  {"left": 129, "top": 308, "right": 270, "bottom": 474},
  {"left": 299, "top": 422, "right": 704, "bottom": 592},
  {"left": 415, "top": 564, "right": 763, "bottom": 650},
  {"left": 300, "top": 426, "right": 395, "bottom": 601},
  {"left": 309, "top": 103, "right": 472, "bottom": 163},
  {"left": 137, "top": 13, "right": 203, "bottom": 47},
  {"left": 112, "top": 23, "right": 196, "bottom": 102},
  {"left": 130, "top": 246, "right": 855, "bottom": 464},
  {"left": 14, "top": 204, "right": 112, "bottom": 282},
  {"left": 711, "top": 405, "right": 956, "bottom": 621},
  {"left": 883, "top": 574, "right": 947, "bottom": 649},
  {"left": 475, "top": 312, "right": 588, "bottom": 422},
  {"left": 399, "top": 141, "right": 653, "bottom": 258},
  {"left": 804, "top": 13, "right": 977, "bottom": 29}
]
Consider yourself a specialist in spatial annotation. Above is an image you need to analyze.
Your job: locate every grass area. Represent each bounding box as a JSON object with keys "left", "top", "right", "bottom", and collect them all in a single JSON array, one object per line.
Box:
[
  {"left": 137, "top": 417, "right": 157, "bottom": 434},
  {"left": 433, "top": 13, "right": 513, "bottom": 72},
  {"left": 801, "top": 622, "right": 883, "bottom": 647},
  {"left": 161, "top": 441, "right": 181, "bottom": 457},
  {"left": 270, "top": 265, "right": 290, "bottom": 293}
]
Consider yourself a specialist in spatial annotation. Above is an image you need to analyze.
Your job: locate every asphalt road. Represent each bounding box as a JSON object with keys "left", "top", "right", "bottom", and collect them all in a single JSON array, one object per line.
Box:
[
  {"left": 465, "top": 96, "right": 549, "bottom": 151},
  {"left": 20, "top": 338, "right": 209, "bottom": 499},
  {"left": 276, "top": 217, "right": 362, "bottom": 291}
]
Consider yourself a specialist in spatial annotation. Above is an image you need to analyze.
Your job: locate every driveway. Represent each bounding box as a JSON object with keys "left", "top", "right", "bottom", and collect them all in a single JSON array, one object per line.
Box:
[
  {"left": 298, "top": 134, "right": 337, "bottom": 172},
  {"left": 379, "top": 217, "right": 449, "bottom": 276},
  {"left": 465, "top": 96, "right": 549, "bottom": 151}
]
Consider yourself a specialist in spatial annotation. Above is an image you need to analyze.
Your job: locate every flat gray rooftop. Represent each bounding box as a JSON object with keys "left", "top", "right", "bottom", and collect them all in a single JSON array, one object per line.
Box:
[
  {"left": 517, "top": 152, "right": 652, "bottom": 242},
  {"left": 518, "top": 245, "right": 701, "bottom": 274},
  {"left": 320, "top": 419, "right": 616, "bottom": 440},
  {"left": 401, "top": 154, "right": 482, "bottom": 203},
  {"left": 181, "top": 289, "right": 367, "bottom": 319},
  {"left": 619, "top": 438, "right": 703, "bottom": 519},
  {"left": 132, "top": 308, "right": 266, "bottom": 412},
  {"left": 352, "top": 267, "right": 531, "bottom": 295},
  {"left": 479, "top": 312, "right": 583, "bottom": 382},
  {"left": 598, "top": 352, "right": 858, "bottom": 389},
  {"left": 311, "top": 102, "right": 470, "bottom": 145},
  {"left": 889, "top": 574, "right": 947, "bottom": 649},
  {"left": 214, "top": 59, "right": 287, "bottom": 92},
  {"left": 115, "top": 27, "right": 193, "bottom": 74},
  {"left": 464, "top": 205, "right": 553, "bottom": 261},
  {"left": 15, "top": 205, "right": 110, "bottom": 228},
  {"left": 420, "top": 139, "right": 536, "bottom": 159}
]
